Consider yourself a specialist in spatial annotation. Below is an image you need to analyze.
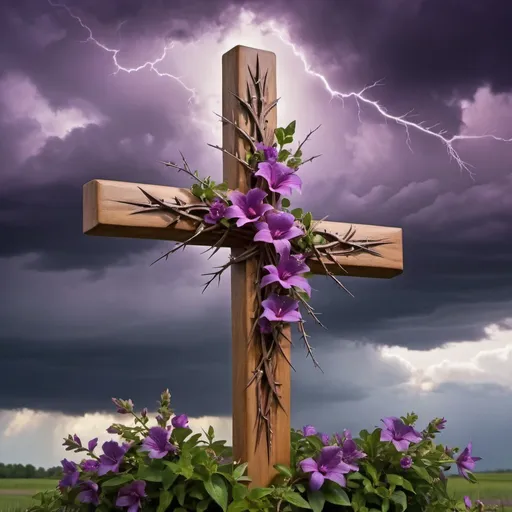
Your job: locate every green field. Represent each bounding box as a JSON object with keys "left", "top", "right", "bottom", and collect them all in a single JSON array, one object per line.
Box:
[
  {"left": 0, "top": 479, "right": 57, "bottom": 512},
  {"left": 448, "top": 472, "right": 512, "bottom": 511},
  {"left": 0, "top": 473, "right": 510, "bottom": 510}
]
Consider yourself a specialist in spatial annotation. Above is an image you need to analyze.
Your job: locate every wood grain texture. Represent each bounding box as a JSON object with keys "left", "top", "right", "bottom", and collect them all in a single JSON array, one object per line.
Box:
[
  {"left": 83, "top": 179, "right": 403, "bottom": 278},
  {"left": 222, "top": 45, "right": 291, "bottom": 488}
]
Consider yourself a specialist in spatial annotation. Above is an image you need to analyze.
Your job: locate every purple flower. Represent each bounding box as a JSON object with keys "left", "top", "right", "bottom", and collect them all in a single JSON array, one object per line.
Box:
[
  {"left": 112, "top": 398, "right": 133, "bottom": 414},
  {"left": 107, "top": 425, "right": 121, "bottom": 434},
  {"left": 434, "top": 417, "right": 447, "bottom": 431},
  {"left": 299, "top": 446, "right": 352, "bottom": 491},
  {"left": 224, "top": 189, "right": 273, "bottom": 227},
  {"left": 261, "top": 294, "right": 301, "bottom": 324},
  {"left": 77, "top": 480, "right": 100, "bottom": 506},
  {"left": 464, "top": 496, "right": 472, "bottom": 509},
  {"left": 116, "top": 480, "right": 146, "bottom": 512},
  {"left": 319, "top": 433, "right": 330, "bottom": 446},
  {"left": 400, "top": 456, "right": 413, "bottom": 470},
  {"left": 341, "top": 439, "right": 367, "bottom": 469},
  {"left": 98, "top": 441, "right": 128, "bottom": 476},
  {"left": 380, "top": 417, "right": 422, "bottom": 451},
  {"left": 140, "top": 408, "right": 148, "bottom": 418},
  {"left": 255, "top": 160, "right": 302, "bottom": 196},
  {"left": 204, "top": 198, "right": 228, "bottom": 225},
  {"left": 88, "top": 438, "right": 98, "bottom": 452},
  {"left": 59, "top": 459, "right": 79, "bottom": 488},
  {"left": 73, "top": 434, "right": 82, "bottom": 447},
  {"left": 140, "top": 426, "right": 176, "bottom": 459},
  {"left": 456, "top": 442, "right": 482, "bottom": 480},
  {"left": 254, "top": 212, "right": 303, "bottom": 254},
  {"left": 256, "top": 142, "right": 278, "bottom": 162},
  {"left": 302, "top": 425, "right": 317, "bottom": 436},
  {"left": 171, "top": 414, "right": 189, "bottom": 429},
  {"left": 261, "top": 245, "right": 311, "bottom": 296},
  {"left": 258, "top": 317, "right": 273, "bottom": 334},
  {"left": 80, "top": 459, "right": 100, "bottom": 473}
]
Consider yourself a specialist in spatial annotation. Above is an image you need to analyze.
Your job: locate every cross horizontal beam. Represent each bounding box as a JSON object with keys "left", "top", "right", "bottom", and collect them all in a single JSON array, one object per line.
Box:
[{"left": 83, "top": 178, "right": 403, "bottom": 278}]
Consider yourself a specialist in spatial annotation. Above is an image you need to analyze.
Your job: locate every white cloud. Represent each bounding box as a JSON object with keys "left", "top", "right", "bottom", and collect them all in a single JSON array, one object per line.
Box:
[
  {"left": 380, "top": 320, "right": 512, "bottom": 391},
  {"left": 0, "top": 408, "right": 231, "bottom": 468},
  {"left": 0, "top": 72, "right": 105, "bottom": 165}
]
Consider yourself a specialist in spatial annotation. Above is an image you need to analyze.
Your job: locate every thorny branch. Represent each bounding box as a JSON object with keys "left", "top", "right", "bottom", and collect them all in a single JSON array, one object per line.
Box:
[{"left": 123, "top": 53, "right": 391, "bottom": 463}]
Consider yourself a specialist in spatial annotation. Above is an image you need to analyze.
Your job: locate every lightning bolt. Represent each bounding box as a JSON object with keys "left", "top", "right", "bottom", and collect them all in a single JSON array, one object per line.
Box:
[
  {"left": 49, "top": 1, "right": 511, "bottom": 174},
  {"left": 48, "top": 0, "right": 196, "bottom": 103},
  {"left": 268, "top": 22, "right": 512, "bottom": 175}
]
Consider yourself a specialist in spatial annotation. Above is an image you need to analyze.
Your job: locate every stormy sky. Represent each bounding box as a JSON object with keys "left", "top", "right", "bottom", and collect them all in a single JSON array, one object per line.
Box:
[{"left": 1, "top": 0, "right": 512, "bottom": 470}]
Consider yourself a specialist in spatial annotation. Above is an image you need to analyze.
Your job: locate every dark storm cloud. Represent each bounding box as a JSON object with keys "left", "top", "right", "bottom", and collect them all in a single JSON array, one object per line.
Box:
[
  {"left": 1, "top": 0, "right": 512, "bottom": 420},
  {"left": 0, "top": 332, "right": 232, "bottom": 417}
]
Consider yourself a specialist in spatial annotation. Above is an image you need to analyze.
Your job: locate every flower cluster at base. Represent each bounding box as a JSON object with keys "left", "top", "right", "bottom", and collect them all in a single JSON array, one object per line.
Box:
[{"left": 29, "top": 391, "right": 482, "bottom": 512}]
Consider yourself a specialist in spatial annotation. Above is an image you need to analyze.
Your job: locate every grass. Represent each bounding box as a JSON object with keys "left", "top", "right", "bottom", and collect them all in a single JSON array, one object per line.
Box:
[
  {"left": 448, "top": 472, "right": 512, "bottom": 511},
  {"left": 0, "top": 479, "right": 58, "bottom": 512}
]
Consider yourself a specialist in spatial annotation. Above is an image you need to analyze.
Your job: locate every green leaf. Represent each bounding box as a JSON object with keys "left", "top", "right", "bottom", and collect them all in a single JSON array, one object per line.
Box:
[
  {"left": 323, "top": 483, "right": 351, "bottom": 506},
  {"left": 157, "top": 490, "right": 174, "bottom": 512},
  {"left": 232, "top": 462, "right": 248, "bottom": 481},
  {"left": 307, "top": 490, "right": 326, "bottom": 512},
  {"left": 303, "top": 212, "right": 312, "bottom": 229},
  {"left": 248, "top": 488, "right": 273, "bottom": 500},
  {"left": 173, "top": 427, "right": 193, "bottom": 445},
  {"left": 366, "top": 463, "right": 379, "bottom": 485},
  {"left": 390, "top": 490, "right": 408, "bottom": 511},
  {"left": 412, "top": 465, "right": 432, "bottom": 483},
  {"left": 284, "top": 120, "right": 296, "bottom": 136},
  {"left": 102, "top": 474, "right": 134, "bottom": 487},
  {"left": 274, "top": 464, "right": 293, "bottom": 478},
  {"left": 232, "top": 483, "right": 249, "bottom": 501},
  {"left": 204, "top": 474, "right": 228, "bottom": 512},
  {"left": 287, "top": 157, "right": 302, "bottom": 168},
  {"left": 278, "top": 149, "right": 291, "bottom": 162},
  {"left": 386, "top": 474, "right": 403, "bottom": 486},
  {"left": 291, "top": 208, "right": 303, "bottom": 219},
  {"left": 284, "top": 135, "right": 294, "bottom": 144},
  {"left": 400, "top": 477, "right": 415, "bottom": 493},
  {"left": 197, "top": 499, "right": 210, "bottom": 512},
  {"left": 381, "top": 498, "right": 390, "bottom": 512},
  {"left": 283, "top": 490, "right": 311, "bottom": 509},
  {"left": 174, "top": 483, "right": 186, "bottom": 506},
  {"left": 281, "top": 198, "right": 291, "bottom": 208},
  {"left": 275, "top": 127, "right": 286, "bottom": 146},
  {"left": 162, "top": 466, "right": 178, "bottom": 490},
  {"left": 228, "top": 500, "right": 251, "bottom": 512}
]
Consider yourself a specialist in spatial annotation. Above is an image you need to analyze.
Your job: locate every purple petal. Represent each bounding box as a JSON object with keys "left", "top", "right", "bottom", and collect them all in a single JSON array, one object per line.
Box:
[
  {"left": 224, "top": 205, "right": 245, "bottom": 220},
  {"left": 325, "top": 471, "right": 347, "bottom": 487},
  {"left": 403, "top": 430, "right": 422, "bottom": 443},
  {"left": 228, "top": 190, "right": 246, "bottom": 209},
  {"left": 254, "top": 161, "right": 274, "bottom": 182},
  {"left": 273, "top": 239, "right": 291, "bottom": 254},
  {"left": 245, "top": 188, "right": 268, "bottom": 207},
  {"left": 88, "top": 438, "right": 98, "bottom": 452},
  {"left": 261, "top": 273, "right": 280, "bottom": 289},
  {"left": 299, "top": 457, "right": 318, "bottom": 473},
  {"left": 380, "top": 430, "right": 394, "bottom": 442},
  {"left": 381, "top": 417, "right": 399, "bottom": 431},
  {"left": 309, "top": 471, "right": 325, "bottom": 491},
  {"left": 280, "top": 309, "right": 302, "bottom": 323},
  {"left": 286, "top": 276, "right": 311, "bottom": 296},
  {"left": 254, "top": 227, "right": 273, "bottom": 244},
  {"left": 272, "top": 173, "right": 303, "bottom": 196},
  {"left": 392, "top": 439, "right": 410, "bottom": 452},
  {"left": 282, "top": 225, "right": 304, "bottom": 240}
]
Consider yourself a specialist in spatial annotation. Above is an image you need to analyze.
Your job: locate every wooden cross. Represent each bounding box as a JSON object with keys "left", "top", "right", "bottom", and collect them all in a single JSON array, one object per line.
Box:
[{"left": 82, "top": 45, "right": 403, "bottom": 488}]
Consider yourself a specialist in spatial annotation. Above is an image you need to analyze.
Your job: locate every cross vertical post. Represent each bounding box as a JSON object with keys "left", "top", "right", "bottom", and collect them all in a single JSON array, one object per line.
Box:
[{"left": 222, "top": 46, "right": 291, "bottom": 488}]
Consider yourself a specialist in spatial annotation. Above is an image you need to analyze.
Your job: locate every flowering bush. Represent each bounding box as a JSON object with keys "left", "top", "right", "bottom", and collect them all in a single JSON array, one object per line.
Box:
[{"left": 29, "top": 390, "right": 482, "bottom": 511}]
